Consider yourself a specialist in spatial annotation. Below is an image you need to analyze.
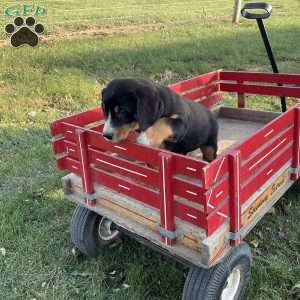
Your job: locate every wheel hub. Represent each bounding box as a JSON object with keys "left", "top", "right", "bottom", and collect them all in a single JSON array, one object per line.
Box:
[
  {"left": 98, "top": 217, "right": 119, "bottom": 241},
  {"left": 221, "top": 266, "right": 241, "bottom": 300}
]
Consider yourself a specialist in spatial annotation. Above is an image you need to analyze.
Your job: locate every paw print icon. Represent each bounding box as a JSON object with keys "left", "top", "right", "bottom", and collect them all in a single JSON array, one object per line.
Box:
[{"left": 5, "top": 16, "right": 44, "bottom": 47}]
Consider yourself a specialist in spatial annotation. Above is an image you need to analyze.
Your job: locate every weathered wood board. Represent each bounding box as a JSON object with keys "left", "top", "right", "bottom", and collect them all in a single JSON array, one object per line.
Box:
[{"left": 62, "top": 173, "right": 231, "bottom": 268}]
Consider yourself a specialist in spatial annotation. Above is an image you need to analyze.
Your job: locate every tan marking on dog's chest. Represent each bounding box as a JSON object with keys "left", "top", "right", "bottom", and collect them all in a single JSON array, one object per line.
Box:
[{"left": 144, "top": 118, "right": 174, "bottom": 148}]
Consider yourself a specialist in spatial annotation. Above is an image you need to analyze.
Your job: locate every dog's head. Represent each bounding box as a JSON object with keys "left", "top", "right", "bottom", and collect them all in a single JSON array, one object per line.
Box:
[{"left": 101, "top": 78, "right": 163, "bottom": 142}]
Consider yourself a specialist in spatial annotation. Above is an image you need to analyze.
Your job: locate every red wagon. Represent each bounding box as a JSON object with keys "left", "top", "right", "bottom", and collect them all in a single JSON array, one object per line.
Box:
[{"left": 51, "top": 69, "right": 300, "bottom": 299}]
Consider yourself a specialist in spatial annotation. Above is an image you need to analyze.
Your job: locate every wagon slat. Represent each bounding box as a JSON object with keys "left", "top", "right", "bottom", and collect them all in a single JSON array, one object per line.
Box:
[
  {"left": 241, "top": 143, "right": 292, "bottom": 203},
  {"left": 198, "top": 92, "right": 223, "bottom": 108},
  {"left": 220, "top": 71, "right": 300, "bottom": 85},
  {"left": 220, "top": 82, "right": 300, "bottom": 99},
  {"left": 240, "top": 126, "right": 294, "bottom": 181},
  {"left": 170, "top": 70, "right": 220, "bottom": 94},
  {"left": 50, "top": 107, "right": 102, "bottom": 136},
  {"left": 181, "top": 83, "right": 219, "bottom": 101},
  {"left": 238, "top": 109, "right": 294, "bottom": 160}
]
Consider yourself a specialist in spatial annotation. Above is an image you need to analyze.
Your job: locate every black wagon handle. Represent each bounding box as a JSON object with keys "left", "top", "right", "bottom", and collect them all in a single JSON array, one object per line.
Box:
[
  {"left": 241, "top": 2, "right": 272, "bottom": 20},
  {"left": 241, "top": 2, "right": 286, "bottom": 112}
]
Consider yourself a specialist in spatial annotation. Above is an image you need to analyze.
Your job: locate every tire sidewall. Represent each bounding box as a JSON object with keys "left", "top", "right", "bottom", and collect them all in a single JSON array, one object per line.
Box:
[
  {"left": 217, "top": 256, "right": 251, "bottom": 300},
  {"left": 182, "top": 243, "right": 252, "bottom": 300},
  {"left": 211, "top": 243, "right": 252, "bottom": 300}
]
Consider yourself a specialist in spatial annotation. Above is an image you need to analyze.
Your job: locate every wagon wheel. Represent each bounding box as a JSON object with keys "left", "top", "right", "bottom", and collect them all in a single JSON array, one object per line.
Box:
[
  {"left": 70, "top": 205, "right": 121, "bottom": 257},
  {"left": 182, "top": 242, "right": 252, "bottom": 300}
]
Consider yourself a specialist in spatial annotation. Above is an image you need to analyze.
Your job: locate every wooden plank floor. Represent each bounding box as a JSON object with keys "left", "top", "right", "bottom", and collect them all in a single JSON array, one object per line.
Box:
[
  {"left": 189, "top": 107, "right": 279, "bottom": 158},
  {"left": 217, "top": 117, "right": 265, "bottom": 153}
]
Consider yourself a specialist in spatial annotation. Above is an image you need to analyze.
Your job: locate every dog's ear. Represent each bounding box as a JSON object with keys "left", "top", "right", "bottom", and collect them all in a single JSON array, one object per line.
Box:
[
  {"left": 134, "top": 88, "right": 163, "bottom": 131},
  {"left": 101, "top": 86, "right": 114, "bottom": 101}
]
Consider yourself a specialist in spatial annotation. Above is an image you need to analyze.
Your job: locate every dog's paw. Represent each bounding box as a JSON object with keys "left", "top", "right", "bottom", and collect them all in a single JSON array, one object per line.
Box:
[{"left": 5, "top": 16, "right": 44, "bottom": 48}]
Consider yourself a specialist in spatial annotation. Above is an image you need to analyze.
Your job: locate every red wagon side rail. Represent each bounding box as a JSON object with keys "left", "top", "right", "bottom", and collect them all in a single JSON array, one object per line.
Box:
[{"left": 51, "top": 70, "right": 300, "bottom": 247}]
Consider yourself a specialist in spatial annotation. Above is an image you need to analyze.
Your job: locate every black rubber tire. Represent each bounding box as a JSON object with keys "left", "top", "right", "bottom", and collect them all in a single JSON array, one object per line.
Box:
[
  {"left": 182, "top": 242, "right": 252, "bottom": 300},
  {"left": 70, "top": 205, "right": 120, "bottom": 257}
]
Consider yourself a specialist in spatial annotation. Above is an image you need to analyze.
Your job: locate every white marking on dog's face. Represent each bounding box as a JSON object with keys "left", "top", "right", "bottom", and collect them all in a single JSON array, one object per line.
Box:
[
  {"left": 103, "top": 112, "right": 116, "bottom": 139},
  {"left": 136, "top": 132, "right": 150, "bottom": 146}
]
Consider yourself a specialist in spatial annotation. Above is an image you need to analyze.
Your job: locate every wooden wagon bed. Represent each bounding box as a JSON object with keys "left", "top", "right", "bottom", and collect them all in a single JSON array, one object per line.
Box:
[{"left": 52, "top": 70, "right": 300, "bottom": 268}]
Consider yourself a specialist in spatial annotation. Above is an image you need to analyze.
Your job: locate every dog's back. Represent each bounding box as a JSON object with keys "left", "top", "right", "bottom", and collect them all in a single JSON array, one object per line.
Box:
[{"left": 156, "top": 85, "right": 218, "bottom": 159}]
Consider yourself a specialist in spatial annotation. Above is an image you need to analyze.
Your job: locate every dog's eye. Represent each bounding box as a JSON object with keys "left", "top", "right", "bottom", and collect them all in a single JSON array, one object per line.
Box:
[
  {"left": 119, "top": 108, "right": 127, "bottom": 114},
  {"left": 117, "top": 107, "right": 128, "bottom": 115}
]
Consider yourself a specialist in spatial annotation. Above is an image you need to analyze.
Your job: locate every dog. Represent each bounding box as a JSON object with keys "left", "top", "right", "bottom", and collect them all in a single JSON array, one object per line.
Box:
[{"left": 101, "top": 78, "right": 218, "bottom": 162}]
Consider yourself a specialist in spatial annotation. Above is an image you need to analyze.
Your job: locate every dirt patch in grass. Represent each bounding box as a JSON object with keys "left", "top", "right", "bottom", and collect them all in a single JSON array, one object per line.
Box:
[
  {"left": 45, "top": 23, "right": 164, "bottom": 40},
  {"left": 0, "top": 15, "right": 227, "bottom": 47},
  {"left": 0, "top": 23, "right": 164, "bottom": 48}
]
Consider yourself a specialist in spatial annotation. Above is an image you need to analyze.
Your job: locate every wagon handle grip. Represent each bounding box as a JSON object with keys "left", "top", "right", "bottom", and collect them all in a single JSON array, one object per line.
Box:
[{"left": 241, "top": 2, "right": 272, "bottom": 20}]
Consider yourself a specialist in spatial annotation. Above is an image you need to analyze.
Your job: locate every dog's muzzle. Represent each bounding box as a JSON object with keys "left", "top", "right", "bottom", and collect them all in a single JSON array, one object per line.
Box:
[{"left": 102, "top": 112, "right": 116, "bottom": 141}]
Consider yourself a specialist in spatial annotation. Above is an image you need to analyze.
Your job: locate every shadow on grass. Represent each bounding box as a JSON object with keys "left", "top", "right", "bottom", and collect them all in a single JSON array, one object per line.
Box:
[
  {"left": 1, "top": 125, "right": 185, "bottom": 300},
  {"left": 2, "top": 24, "right": 300, "bottom": 300},
  {"left": 33, "top": 24, "right": 300, "bottom": 83},
  {"left": 0, "top": 126, "right": 59, "bottom": 198}
]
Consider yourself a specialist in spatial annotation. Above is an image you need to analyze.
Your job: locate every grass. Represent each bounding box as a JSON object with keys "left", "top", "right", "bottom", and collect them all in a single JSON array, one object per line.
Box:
[{"left": 0, "top": 0, "right": 300, "bottom": 299}]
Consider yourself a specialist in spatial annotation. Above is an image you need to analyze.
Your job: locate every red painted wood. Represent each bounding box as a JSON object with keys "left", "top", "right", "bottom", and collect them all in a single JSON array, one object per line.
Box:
[
  {"left": 198, "top": 92, "right": 223, "bottom": 108},
  {"left": 240, "top": 127, "right": 293, "bottom": 182},
  {"left": 89, "top": 123, "right": 105, "bottom": 132},
  {"left": 86, "top": 129, "right": 160, "bottom": 166},
  {"left": 170, "top": 70, "right": 220, "bottom": 94},
  {"left": 52, "top": 137, "right": 65, "bottom": 155},
  {"left": 241, "top": 143, "right": 293, "bottom": 203},
  {"left": 202, "top": 155, "right": 229, "bottom": 189},
  {"left": 220, "top": 82, "right": 300, "bottom": 99},
  {"left": 206, "top": 201, "right": 229, "bottom": 236},
  {"left": 59, "top": 122, "right": 83, "bottom": 142},
  {"left": 92, "top": 165, "right": 207, "bottom": 230},
  {"left": 91, "top": 166, "right": 160, "bottom": 207},
  {"left": 89, "top": 147, "right": 159, "bottom": 187},
  {"left": 291, "top": 107, "right": 300, "bottom": 180},
  {"left": 228, "top": 151, "right": 241, "bottom": 246},
  {"left": 65, "top": 140, "right": 79, "bottom": 158},
  {"left": 181, "top": 83, "right": 219, "bottom": 101},
  {"left": 159, "top": 153, "right": 176, "bottom": 245},
  {"left": 58, "top": 156, "right": 81, "bottom": 175},
  {"left": 86, "top": 128, "right": 208, "bottom": 176},
  {"left": 76, "top": 130, "right": 96, "bottom": 205},
  {"left": 204, "top": 177, "right": 229, "bottom": 214},
  {"left": 173, "top": 176, "right": 205, "bottom": 205},
  {"left": 51, "top": 107, "right": 103, "bottom": 136},
  {"left": 174, "top": 201, "right": 206, "bottom": 228},
  {"left": 238, "top": 109, "right": 294, "bottom": 160},
  {"left": 220, "top": 71, "right": 300, "bottom": 85},
  {"left": 173, "top": 155, "right": 207, "bottom": 181}
]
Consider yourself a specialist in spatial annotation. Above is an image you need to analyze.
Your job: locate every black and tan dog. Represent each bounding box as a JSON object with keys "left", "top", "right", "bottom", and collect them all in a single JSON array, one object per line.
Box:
[{"left": 101, "top": 78, "right": 218, "bottom": 162}]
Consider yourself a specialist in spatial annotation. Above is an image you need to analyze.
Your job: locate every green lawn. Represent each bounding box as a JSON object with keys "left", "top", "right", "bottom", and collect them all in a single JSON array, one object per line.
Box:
[{"left": 1, "top": 1, "right": 300, "bottom": 299}]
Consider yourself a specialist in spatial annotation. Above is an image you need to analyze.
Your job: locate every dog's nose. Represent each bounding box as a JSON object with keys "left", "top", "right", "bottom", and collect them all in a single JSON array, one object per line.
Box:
[{"left": 103, "top": 133, "right": 113, "bottom": 141}]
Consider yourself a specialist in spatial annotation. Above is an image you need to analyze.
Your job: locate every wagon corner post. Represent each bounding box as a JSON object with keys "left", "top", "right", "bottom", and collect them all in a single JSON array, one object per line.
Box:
[
  {"left": 158, "top": 152, "right": 177, "bottom": 246},
  {"left": 75, "top": 128, "right": 97, "bottom": 206},
  {"left": 228, "top": 151, "right": 242, "bottom": 246},
  {"left": 291, "top": 106, "right": 300, "bottom": 180}
]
